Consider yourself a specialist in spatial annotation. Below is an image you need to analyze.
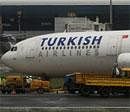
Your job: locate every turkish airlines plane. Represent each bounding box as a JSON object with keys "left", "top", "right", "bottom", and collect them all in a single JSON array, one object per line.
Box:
[{"left": 1, "top": 30, "right": 130, "bottom": 77}]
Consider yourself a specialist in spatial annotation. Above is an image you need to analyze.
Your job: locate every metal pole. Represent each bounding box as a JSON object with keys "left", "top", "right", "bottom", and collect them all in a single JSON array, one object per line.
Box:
[
  {"left": 0, "top": 4, "right": 3, "bottom": 34},
  {"left": 18, "top": 16, "right": 21, "bottom": 33},
  {"left": 110, "top": 0, "right": 113, "bottom": 30},
  {"left": 17, "top": 10, "right": 22, "bottom": 33}
]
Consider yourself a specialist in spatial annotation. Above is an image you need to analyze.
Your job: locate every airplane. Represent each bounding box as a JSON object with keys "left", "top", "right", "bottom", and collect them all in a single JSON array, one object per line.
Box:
[{"left": 1, "top": 30, "right": 130, "bottom": 77}]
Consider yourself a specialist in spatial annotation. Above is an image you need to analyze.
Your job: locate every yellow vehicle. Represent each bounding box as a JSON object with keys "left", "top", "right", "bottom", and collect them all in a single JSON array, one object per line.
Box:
[
  {"left": 64, "top": 68, "right": 130, "bottom": 96},
  {"left": 0, "top": 73, "right": 50, "bottom": 94},
  {"left": 30, "top": 79, "right": 50, "bottom": 94}
]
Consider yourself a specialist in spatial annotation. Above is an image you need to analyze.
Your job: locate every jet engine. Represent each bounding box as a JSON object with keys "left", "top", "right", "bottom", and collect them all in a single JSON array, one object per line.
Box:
[{"left": 118, "top": 53, "right": 130, "bottom": 67}]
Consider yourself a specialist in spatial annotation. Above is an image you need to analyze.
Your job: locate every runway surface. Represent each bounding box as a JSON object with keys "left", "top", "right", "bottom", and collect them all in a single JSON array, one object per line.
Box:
[{"left": 0, "top": 93, "right": 130, "bottom": 108}]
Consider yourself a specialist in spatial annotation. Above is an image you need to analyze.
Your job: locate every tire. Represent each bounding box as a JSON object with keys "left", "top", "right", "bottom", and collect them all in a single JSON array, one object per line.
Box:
[
  {"left": 5, "top": 86, "right": 12, "bottom": 94},
  {"left": 80, "top": 86, "right": 90, "bottom": 96},
  {"left": 37, "top": 88, "right": 44, "bottom": 94},
  {"left": 124, "top": 89, "right": 130, "bottom": 97},
  {"left": 1, "top": 89, "right": 6, "bottom": 94},
  {"left": 100, "top": 88, "right": 110, "bottom": 97}
]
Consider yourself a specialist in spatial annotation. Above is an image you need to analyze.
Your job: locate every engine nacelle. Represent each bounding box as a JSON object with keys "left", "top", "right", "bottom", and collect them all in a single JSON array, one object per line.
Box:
[{"left": 118, "top": 53, "right": 130, "bottom": 67}]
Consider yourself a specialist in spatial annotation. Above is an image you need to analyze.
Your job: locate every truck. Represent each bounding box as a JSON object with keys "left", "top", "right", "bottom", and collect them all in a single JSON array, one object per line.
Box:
[
  {"left": 64, "top": 68, "right": 130, "bottom": 97},
  {"left": 0, "top": 73, "right": 50, "bottom": 94}
]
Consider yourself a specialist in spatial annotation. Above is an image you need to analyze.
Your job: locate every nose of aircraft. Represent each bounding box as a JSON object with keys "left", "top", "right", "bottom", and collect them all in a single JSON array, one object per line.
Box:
[{"left": 1, "top": 52, "right": 10, "bottom": 66}]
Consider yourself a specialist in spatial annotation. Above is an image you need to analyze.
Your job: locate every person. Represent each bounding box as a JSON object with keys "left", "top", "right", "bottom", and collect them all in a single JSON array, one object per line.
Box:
[
  {"left": 115, "top": 67, "right": 120, "bottom": 76},
  {"left": 112, "top": 63, "right": 121, "bottom": 77},
  {"left": 112, "top": 63, "right": 117, "bottom": 76}
]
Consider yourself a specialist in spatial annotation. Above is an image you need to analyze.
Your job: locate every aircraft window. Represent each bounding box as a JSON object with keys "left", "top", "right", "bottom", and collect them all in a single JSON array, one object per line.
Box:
[
  {"left": 11, "top": 47, "right": 13, "bottom": 51},
  {"left": 56, "top": 47, "right": 58, "bottom": 49},
  {"left": 45, "top": 47, "right": 48, "bottom": 50},
  {"left": 42, "top": 47, "right": 44, "bottom": 50},
  {"left": 60, "top": 47, "right": 62, "bottom": 49},
  {"left": 10, "top": 46, "right": 17, "bottom": 51},
  {"left": 52, "top": 47, "right": 55, "bottom": 50},
  {"left": 63, "top": 46, "right": 66, "bottom": 49},
  {"left": 93, "top": 46, "right": 96, "bottom": 48},
  {"left": 71, "top": 46, "right": 73, "bottom": 49},
  {"left": 82, "top": 46, "right": 84, "bottom": 49},
  {"left": 90, "top": 46, "right": 92, "bottom": 49},
  {"left": 97, "top": 46, "right": 99, "bottom": 48},
  {"left": 86, "top": 46, "right": 88, "bottom": 49},
  {"left": 78, "top": 46, "right": 81, "bottom": 49},
  {"left": 14, "top": 47, "right": 17, "bottom": 51},
  {"left": 49, "top": 47, "right": 51, "bottom": 50},
  {"left": 67, "top": 46, "right": 69, "bottom": 49},
  {"left": 75, "top": 46, "right": 77, "bottom": 49}
]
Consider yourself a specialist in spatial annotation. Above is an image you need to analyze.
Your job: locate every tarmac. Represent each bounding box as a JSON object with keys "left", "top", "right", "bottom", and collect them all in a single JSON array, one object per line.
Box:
[{"left": 0, "top": 93, "right": 130, "bottom": 108}]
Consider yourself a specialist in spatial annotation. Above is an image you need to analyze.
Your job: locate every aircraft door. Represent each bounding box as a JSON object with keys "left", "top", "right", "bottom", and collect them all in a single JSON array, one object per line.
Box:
[
  {"left": 25, "top": 42, "right": 36, "bottom": 60},
  {"left": 25, "top": 48, "right": 35, "bottom": 60},
  {"left": 107, "top": 36, "right": 122, "bottom": 56},
  {"left": 120, "top": 35, "right": 130, "bottom": 53},
  {"left": 16, "top": 43, "right": 24, "bottom": 57}
]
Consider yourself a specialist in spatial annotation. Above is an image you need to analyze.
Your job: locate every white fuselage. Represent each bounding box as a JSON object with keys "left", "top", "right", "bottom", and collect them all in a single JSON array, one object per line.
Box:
[{"left": 1, "top": 31, "right": 130, "bottom": 76}]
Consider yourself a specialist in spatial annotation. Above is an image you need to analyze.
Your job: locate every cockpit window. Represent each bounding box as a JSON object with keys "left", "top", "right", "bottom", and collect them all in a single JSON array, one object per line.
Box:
[{"left": 10, "top": 46, "right": 17, "bottom": 51}]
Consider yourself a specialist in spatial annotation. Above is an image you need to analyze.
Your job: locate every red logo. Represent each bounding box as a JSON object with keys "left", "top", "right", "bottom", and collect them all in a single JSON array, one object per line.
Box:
[{"left": 122, "top": 35, "right": 128, "bottom": 39}]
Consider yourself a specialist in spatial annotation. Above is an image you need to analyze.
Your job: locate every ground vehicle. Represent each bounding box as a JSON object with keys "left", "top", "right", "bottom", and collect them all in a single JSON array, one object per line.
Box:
[
  {"left": 0, "top": 74, "right": 50, "bottom": 94},
  {"left": 30, "top": 79, "right": 50, "bottom": 94},
  {"left": 64, "top": 68, "right": 130, "bottom": 96}
]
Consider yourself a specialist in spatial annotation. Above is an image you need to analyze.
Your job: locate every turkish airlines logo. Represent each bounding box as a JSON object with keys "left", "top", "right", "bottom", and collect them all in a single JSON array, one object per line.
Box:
[{"left": 41, "top": 36, "right": 103, "bottom": 47}]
